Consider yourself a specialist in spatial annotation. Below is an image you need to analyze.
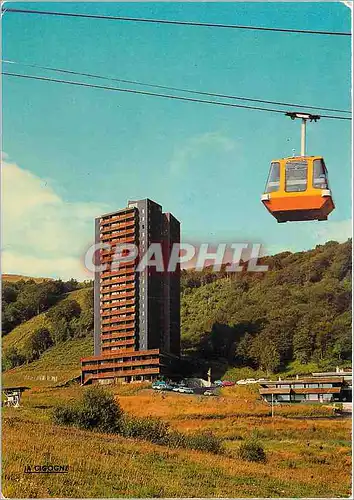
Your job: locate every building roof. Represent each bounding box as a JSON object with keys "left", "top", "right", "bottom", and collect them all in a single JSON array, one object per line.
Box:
[
  {"left": 259, "top": 388, "right": 291, "bottom": 395},
  {"left": 3, "top": 386, "right": 29, "bottom": 392},
  {"left": 259, "top": 376, "right": 344, "bottom": 386},
  {"left": 312, "top": 371, "right": 352, "bottom": 377},
  {"left": 260, "top": 387, "right": 342, "bottom": 395}
]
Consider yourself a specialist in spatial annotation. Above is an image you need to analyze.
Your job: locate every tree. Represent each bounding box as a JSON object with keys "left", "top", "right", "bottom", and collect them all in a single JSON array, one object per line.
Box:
[
  {"left": 312, "top": 320, "right": 334, "bottom": 361},
  {"left": 250, "top": 334, "right": 280, "bottom": 374},
  {"left": 17, "top": 281, "right": 62, "bottom": 317},
  {"left": 2, "top": 303, "right": 23, "bottom": 335},
  {"left": 235, "top": 332, "right": 254, "bottom": 365},
  {"left": 260, "top": 342, "right": 280, "bottom": 374},
  {"left": 2, "top": 284, "right": 18, "bottom": 304},
  {"left": 328, "top": 314, "right": 351, "bottom": 362},
  {"left": 64, "top": 278, "right": 79, "bottom": 292},
  {"left": 23, "top": 328, "right": 53, "bottom": 362},
  {"left": 48, "top": 299, "right": 81, "bottom": 324},
  {"left": 293, "top": 325, "right": 315, "bottom": 364},
  {"left": 70, "top": 309, "right": 94, "bottom": 338},
  {"left": 3, "top": 347, "right": 26, "bottom": 371},
  {"left": 51, "top": 318, "right": 71, "bottom": 344},
  {"left": 47, "top": 299, "right": 82, "bottom": 343}
]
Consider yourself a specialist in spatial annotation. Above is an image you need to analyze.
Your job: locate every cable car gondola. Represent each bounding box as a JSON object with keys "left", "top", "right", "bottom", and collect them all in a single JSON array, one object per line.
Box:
[{"left": 261, "top": 112, "right": 335, "bottom": 223}]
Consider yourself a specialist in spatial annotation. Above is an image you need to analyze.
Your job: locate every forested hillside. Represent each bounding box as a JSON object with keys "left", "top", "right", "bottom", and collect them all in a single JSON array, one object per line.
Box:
[
  {"left": 181, "top": 239, "right": 352, "bottom": 373},
  {"left": 2, "top": 239, "right": 352, "bottom": 381}
]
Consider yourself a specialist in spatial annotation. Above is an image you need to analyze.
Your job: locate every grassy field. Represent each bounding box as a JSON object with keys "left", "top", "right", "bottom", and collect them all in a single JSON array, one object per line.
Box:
[{"left": 2, "top": 383, "right": 351, "bottom": 498}]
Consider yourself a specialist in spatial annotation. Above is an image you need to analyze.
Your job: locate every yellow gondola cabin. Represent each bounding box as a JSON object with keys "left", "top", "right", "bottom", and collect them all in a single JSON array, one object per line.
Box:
[{"left": 261, "top": 156, "right": 335, "bottom": 223}]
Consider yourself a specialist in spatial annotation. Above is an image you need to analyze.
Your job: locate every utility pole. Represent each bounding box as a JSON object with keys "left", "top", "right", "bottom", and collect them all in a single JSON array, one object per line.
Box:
[{"left": 271, "top": 392, "right": 274, "bottom": 418}]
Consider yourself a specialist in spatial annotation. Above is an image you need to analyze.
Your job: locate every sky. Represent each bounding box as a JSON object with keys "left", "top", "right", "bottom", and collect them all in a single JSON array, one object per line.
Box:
[{"left": 2, "top": 2, "right": 352, "bottom": 280}]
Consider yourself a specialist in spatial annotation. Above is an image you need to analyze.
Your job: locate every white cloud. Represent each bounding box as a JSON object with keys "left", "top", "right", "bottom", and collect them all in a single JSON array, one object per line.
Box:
[
  {"left": 2, "top": 251, "right": 91, "bottom": 281},
  {"left": 2, "top": 156, "right": 109, "bottom": 280},
  {"left": 169, "top": 131, "right": 236, "bottom": 175}
]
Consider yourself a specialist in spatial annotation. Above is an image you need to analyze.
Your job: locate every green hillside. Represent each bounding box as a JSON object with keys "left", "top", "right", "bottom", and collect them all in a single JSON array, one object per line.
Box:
[
  {"left": 2, "top": 285, "right": 94, "bottom": 386},
  {"left": 3, "top": 288, "right": 92, "bottom": 352},
  {"left": 181, "top": 239, "right": 352, "bottom": 373},
  {"left": 2, "top": 336, "right": 93, "bottom": 388},
  {"left": 3, "top": 312, "right": 49, "bottom": 352}
]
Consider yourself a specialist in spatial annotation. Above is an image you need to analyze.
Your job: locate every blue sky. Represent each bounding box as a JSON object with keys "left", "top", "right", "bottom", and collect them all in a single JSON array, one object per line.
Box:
[{"left": 2, "top": 2, "right": 352, "bottom": 279}]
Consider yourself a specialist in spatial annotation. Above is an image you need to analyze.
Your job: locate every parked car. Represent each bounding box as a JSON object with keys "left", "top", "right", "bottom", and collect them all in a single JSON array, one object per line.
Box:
[
  {"left": 153, "top": 383, "right": 175, "bottom": 391},
  {"left": 222, "top": 380, "right": 235, "bottom": 387},
  {"left": 152, "top": 382, "right": 164, "bottom": 388},
  {"left": 203, "top": 390, "right": 215, "bottom": 396},
  {"left": 237, "top": 378, "right": 258, "bottom": 385},
  {"left": 173, "top": 386, "right": 194, "bottom": 394},
  {"left": 152, "top": 381, "right": 172, "bottom": 389},
  {"left": 214, "top": 380, "right": 223, "bottom": 386},
  {"left": 180, "top": 387, "right": 194, "bottom": 394}
]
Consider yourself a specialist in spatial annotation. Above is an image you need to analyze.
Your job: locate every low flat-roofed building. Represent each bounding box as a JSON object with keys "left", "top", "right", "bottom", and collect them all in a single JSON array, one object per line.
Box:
[
  {"left": 259, "top": 375, "right": 352, "bottom": 404},
  {"left": 312, "top": 369, "right": 352, "bottom": 382}
]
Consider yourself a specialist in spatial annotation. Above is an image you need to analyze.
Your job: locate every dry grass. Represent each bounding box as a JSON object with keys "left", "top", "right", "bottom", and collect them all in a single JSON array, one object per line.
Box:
[
  {"left": 117, "top": 385, "right": 334, "bottom": 421},
  {"left": 2, "top": 384, "right": 352, "bottom": 498}
]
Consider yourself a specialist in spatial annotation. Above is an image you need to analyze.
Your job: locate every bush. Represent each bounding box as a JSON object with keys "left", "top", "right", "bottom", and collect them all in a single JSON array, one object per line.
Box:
[
  {"left": 53, "top": 404, "right": 79, "bottom": 426},
  {"left": 120, "top": 415, "right": 170, "bottom": 444},
  {"left": 119, "top": 417, "right": 222, "bottom": 454},
  {"left": 165, "top": 430, "right": 187, "bottom": 449},
  {"left": 53, "top": 386, "right": 122, "bottom": 433},
  {"left": 184, "top": 431, "right": 223, "bottom": 454},
  {"left": 52, "top": 387, "right": 222, "bottom": 455},
  {"left": 77, "top": 386, "right": 123, "bottom": 433},
  {"left": 238, "top": 439, "right": 266, "bottom": 462}
]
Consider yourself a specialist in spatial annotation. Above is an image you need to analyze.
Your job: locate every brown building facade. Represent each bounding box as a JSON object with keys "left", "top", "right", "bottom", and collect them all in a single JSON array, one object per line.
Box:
[{"left": 81, "top": 199, "right": 180, "bottom": 385}]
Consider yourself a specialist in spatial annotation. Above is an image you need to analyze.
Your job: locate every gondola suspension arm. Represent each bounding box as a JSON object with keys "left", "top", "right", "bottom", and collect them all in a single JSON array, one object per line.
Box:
[{"left": 285, "top": 112, "right": 321, "bottom": 156}]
